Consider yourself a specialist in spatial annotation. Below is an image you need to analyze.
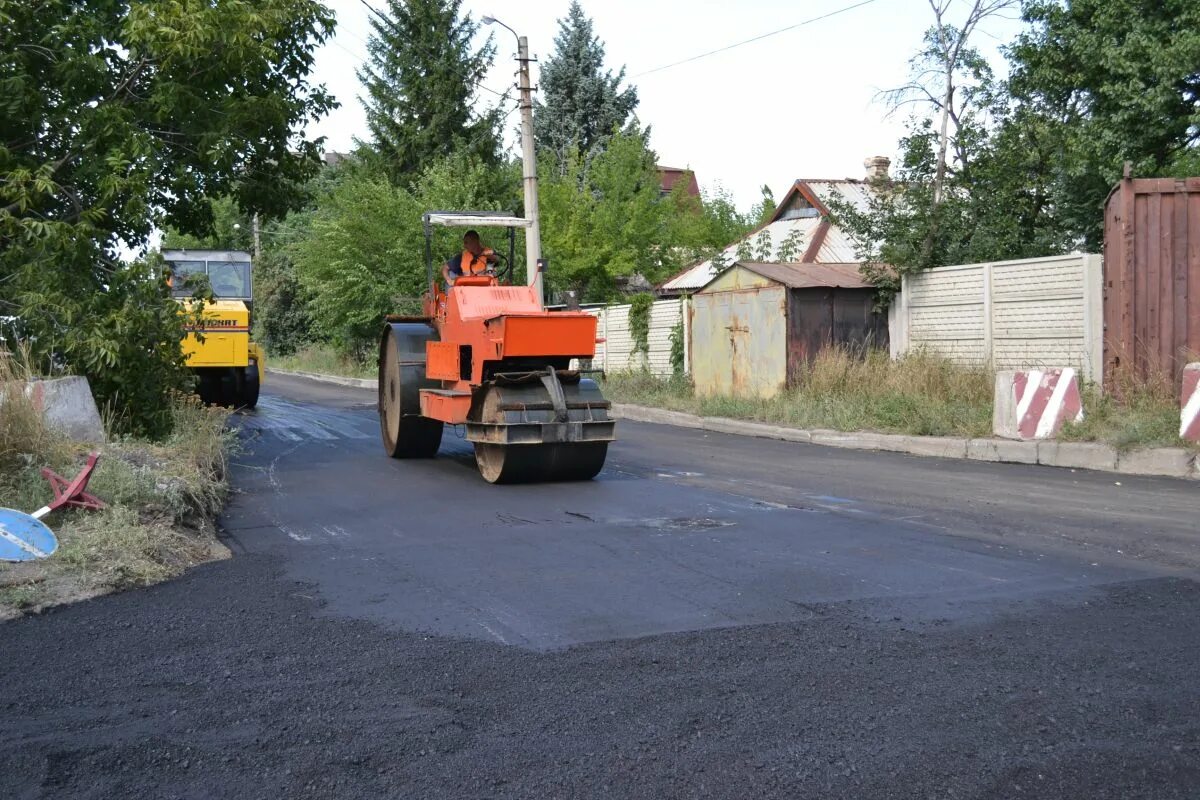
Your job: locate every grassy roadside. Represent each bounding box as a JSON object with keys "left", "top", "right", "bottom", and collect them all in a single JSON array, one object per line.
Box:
[
  {"left": 269, "top": 345, "right": 374, "bottom": 379},
  {"left": 602, "top": 348, "right": 1193, "bottom": 452},
  {"left": 1, "top": 358, "right": 234, "bottom": 619}
]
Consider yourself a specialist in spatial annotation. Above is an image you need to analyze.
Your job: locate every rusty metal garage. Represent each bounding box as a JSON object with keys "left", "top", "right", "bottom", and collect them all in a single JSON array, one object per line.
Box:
[{"left": 690, "top": 262, "right": 887, "bottom": 398}]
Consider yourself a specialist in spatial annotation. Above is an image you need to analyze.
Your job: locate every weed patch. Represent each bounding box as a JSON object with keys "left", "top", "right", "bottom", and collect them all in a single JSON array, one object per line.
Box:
[
  {"left": 270, "top": 345, "right": 374, "bottom": 379},
  {"left": 1, "top": 354, "right": 232, "bottom": 619}
]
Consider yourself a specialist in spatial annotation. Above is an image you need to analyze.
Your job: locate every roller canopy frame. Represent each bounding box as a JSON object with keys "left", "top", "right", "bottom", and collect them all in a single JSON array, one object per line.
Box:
[{"left": 423, "top": 210, "right": 521, "bottom": 292}]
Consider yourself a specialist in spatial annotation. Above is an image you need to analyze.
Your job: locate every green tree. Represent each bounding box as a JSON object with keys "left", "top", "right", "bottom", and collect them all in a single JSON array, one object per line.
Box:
[
  {"left": 290, "top": 155, "right": 513, "bottom": 356},
  {"left": 0, "top": 0, "right": 335, "bottom": 436},
  {"left": 753, "top": 229, "right": 773, "bottom": 261},
  {"left": 538, "top": 129, "right": 665, "bottom": 300},
  {"left": 1007, "top": 0, "right": 1200, "bottom": 248},
  {"left": 776, "top": 228, "right": 805, "bottom": 262},
  {"left": 255, "top": 249, "right": 317, "bottom": 357},
  {"left": 534, "top": 1, "right": 639, "bottom": 166},
  {"left": 162, "top": 196, "right": 253, "bottom": 252},
  {"left": 358, "top": 0, "right": 499, "bottom": 183},
  {"left": 831, "top": 0, "right": 1200, "bottom": 298},
  {"left": 751, "top": 184, "right": 776, "bottom": 224},
  {"left": 661, "top": 181, "right": 754, "bottom": 269}
]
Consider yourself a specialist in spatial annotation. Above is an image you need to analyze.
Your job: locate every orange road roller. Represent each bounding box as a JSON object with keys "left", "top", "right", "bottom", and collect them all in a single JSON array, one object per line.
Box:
[{"left": 378, "top": 211, "right": 614, "bottom": 483}]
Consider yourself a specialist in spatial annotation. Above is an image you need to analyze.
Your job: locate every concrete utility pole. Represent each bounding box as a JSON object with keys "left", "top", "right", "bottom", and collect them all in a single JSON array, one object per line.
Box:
[{"left": 515, "top": 35, "right": 543, "bottom": 306}]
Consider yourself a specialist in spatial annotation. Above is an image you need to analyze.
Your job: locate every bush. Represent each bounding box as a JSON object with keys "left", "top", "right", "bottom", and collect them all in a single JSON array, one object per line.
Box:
[{"left": 3, "top": 249, "right": 195, "bottom": 439}]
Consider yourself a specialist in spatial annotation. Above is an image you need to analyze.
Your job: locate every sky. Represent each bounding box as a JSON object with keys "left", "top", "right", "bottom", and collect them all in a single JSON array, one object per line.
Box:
[{"left": 307, "top": 0, "right": 1027, "bottom": 211}]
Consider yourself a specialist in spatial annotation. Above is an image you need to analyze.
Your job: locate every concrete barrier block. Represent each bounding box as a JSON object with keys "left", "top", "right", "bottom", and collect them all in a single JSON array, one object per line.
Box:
[
  {"left": 1182, "top": 363, "right": 1200, "bottom": 442},
  {"left": 1116, "top": 448, "right": 1195, "bottom": 478},
  {"left": 28, "top": 377, "right": 106, "bottom": 443},
  {"left": 966, "top": 438, "right": 1039, "bottom": 464},
  {"left": 994, "top": 368, "right": 1084, "bottom": 440},
  {"left": 1037, "top": 440, "right": 1117, "bottom": 472}
]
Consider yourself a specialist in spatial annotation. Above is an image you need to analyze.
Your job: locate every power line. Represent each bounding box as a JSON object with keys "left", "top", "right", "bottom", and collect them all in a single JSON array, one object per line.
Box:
[{"left": 631, "top": 0, "right": 883, "bottom": 78}]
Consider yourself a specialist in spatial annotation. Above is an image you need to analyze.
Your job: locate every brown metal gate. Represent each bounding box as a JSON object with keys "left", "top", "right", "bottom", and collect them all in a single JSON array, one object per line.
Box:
[{"left": 1103, "top": 175, "right": 1200, "bottom": 387}]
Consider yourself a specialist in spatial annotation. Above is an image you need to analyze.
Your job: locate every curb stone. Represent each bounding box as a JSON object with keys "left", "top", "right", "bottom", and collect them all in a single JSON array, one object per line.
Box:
[
  {"left": 966, "top": 438, "right": 1039, "bottom": 464},
  {"left": 1037, "top": 441, "right": 1118, "bottom": 472},
  {"left": 611, "top": 404, "right": 702, "bottom": 429},
  {"left": 1115, "top": 448, "right": 1196, "bottom": 479}
]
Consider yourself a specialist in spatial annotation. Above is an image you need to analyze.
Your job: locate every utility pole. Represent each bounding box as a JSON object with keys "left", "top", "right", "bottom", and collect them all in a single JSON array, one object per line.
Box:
[
  {"left": 516, "top": 36, "right": 543, "bottom": 306},
  {"left": 252, "top": 213, "right": 262, "bottom": 261}
]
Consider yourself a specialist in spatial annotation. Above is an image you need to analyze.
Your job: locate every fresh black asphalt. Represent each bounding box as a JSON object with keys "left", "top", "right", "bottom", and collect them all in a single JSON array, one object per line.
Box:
[{"left": 2, "top": 372, "right": 1197, "bottom": 798}]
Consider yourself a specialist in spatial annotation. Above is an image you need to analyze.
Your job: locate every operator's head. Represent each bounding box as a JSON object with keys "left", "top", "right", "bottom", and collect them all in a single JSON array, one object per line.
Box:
[{"left": 463, "top": 229, "right": 482, "bottom": 256}]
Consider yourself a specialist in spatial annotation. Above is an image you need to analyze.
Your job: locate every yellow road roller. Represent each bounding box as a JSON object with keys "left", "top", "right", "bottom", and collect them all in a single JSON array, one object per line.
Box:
[{"left": 162, "top": 249, "right": 263, "bottom": 408}]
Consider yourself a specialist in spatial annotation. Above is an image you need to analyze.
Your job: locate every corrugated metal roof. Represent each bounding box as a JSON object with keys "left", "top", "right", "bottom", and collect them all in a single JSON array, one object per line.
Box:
[
  {"left": 661, "top": 217, "right": 823, "bottom": 291},
  {"left": 661, "top": 177, "right": 879, "bottom": 293},
  {"left": 806, "top": 180, "right": 873, "bottom": 215},
  {"left": 811, "top": 224, "right": 862, "bottom": 263},
  {"left": 701, "top": 262, "right": 873, "bottom": 291}
]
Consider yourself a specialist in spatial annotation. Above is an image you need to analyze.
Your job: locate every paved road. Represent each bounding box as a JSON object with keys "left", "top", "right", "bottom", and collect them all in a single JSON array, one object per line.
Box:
[{"left": 2, "top": 372, "right": 1197, "bottom": 798}]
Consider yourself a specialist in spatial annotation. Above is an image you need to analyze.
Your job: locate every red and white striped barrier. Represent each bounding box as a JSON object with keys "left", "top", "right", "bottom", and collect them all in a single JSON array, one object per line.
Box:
[
  {"left": 1182, "top": 363, "right": 1200, "bottom": 443},
  {"left": 994, "top": 368, "right": 1084, "bottom": 440}
]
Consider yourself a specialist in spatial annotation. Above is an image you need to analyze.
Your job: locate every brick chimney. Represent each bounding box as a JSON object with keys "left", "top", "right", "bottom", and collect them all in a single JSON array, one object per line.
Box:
[{"left": 864, "top": 156, "right": 891, "bottom": 182}]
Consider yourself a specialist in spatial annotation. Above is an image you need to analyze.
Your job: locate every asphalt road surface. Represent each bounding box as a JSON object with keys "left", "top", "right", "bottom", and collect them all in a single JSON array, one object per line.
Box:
[{"left": 2, "top": 372, "right": 1198, "bottom": 799}]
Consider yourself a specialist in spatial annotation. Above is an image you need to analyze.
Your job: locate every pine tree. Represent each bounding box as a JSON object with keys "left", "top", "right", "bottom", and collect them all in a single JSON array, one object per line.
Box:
[
  {"left": 535, "top": 1, "right": 639, "bottom": 164},
  {"left": 357, "top": 0, "right": 499, "bottom": 182}
]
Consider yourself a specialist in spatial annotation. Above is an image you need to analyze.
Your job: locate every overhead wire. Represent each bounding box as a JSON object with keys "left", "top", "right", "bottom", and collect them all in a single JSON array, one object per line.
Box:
[{"left": 631, "top": 0, "right": 883, "bottom": 78}]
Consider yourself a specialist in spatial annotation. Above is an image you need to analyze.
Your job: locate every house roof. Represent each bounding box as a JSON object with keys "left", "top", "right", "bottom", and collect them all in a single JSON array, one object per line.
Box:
[
  {"left": 661, "top": 176, "right": 878, "bottom": 293},
  {"left": 657, "top": 165, "right": 700, "bottom": 197},
  {"left": 699, "top": 261, "right": 874, "bottom": 292}
]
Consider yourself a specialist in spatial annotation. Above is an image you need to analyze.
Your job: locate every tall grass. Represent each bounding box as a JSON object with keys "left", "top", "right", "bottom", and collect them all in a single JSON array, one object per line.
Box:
[
  {"left": 0, "top": 355, "right": 233, "bottom": 615},
  {"left": 1061, "top": 367, "right": 1187, "bottom": 451},
  {"left": 0, "top": 347, "right": 71, "bottom": 472},
  {"left": 606, "top": 347, "right": 995, "bottom": 438},
  {"left": 270, "top": 344, "right": 375, "bottom": 379},
  {"left": 606, "top": 347, "right": 1194, "bottom": 450}
]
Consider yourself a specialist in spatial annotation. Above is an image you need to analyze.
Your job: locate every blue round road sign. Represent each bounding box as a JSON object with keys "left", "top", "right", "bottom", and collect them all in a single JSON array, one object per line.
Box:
[{"left": 0, "top": 508, "right": 58, "bottom": 562}]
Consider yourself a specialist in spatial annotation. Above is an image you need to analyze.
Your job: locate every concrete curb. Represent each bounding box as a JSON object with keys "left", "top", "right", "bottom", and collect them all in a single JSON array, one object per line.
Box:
[
  {"left": 267, "top": 367, "right": 378, "bottom": 390},
  {"left": 611, "top": 403, "right": 1199, "bottom": 481}
]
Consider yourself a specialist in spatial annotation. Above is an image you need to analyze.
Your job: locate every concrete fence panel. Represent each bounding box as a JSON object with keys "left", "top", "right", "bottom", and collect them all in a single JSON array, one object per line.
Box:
[
  {"left": 892, "top": 254, "right": 1104, "bottom": 384},
  {"left": 587, "top": 298, "right": 686, "bottom": 376}
]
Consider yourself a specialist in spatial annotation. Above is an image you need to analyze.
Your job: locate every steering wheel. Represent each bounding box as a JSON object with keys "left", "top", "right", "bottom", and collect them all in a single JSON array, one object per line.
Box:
[{"left": 489, "top": 251, "right": 512, "bottom": 283}]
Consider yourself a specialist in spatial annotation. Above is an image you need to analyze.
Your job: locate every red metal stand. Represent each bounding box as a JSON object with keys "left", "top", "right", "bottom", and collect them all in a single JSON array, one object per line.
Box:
[{"left": 34, "top": 452, "right": 106, "bottom": 519}]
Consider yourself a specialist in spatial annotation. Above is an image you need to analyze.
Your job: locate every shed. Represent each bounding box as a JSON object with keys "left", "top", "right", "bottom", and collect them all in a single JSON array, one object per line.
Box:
[{"left": 690, "top": 262, "right": 887, "bottom": 398}]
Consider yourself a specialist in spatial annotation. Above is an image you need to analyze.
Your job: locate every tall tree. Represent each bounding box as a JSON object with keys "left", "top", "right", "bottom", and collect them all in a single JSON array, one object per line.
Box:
[
  {"left": 538, "top": 129, "right": 663, "bottom": 300},
  {"left": 0, "top": 0, "right": 335, "bottom": 435},
  {"left": 358, "top": 0, "right": 500, "bottom": 182},
  {"left": 1007, "top": 0, "right": 1200, "bottom": 249},
  {"left": 534, "top": 1, "right": 639, "bottom": 165}
]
